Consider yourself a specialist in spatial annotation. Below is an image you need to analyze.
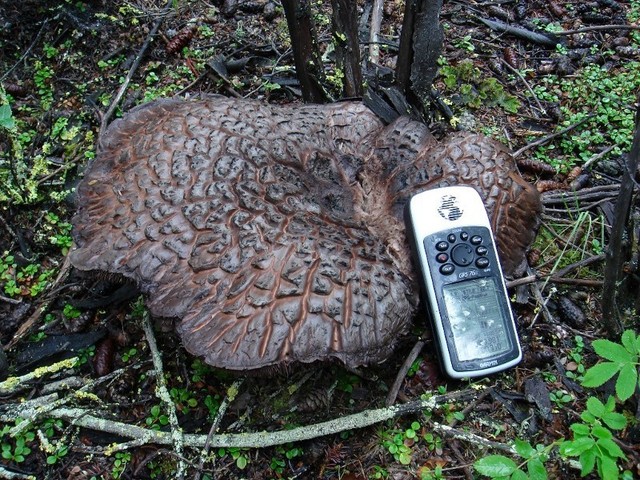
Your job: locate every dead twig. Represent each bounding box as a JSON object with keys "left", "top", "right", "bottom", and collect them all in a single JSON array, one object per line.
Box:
[
  {"left": 582, "top": 144, "right": 618, "bottom": 170},
  {"left": 513, "top": 115, "right": 593, "bottom": 158},
  {"left": 6, "top": 254, "right": 72, "bottom": 349},
  {"left": 194, "top": 379, "right": 244, "bottom": 480},
  {"left": 385, "top": 338, "right": 425, "bottom": 406},
  {"left": 142, "top": 311, "right": 186, "bottom": 479},
  {"left": 99, "top": 0, "right": 173, "bottom": 135},
  {"left": 1, "top": 19, "right": 48, "bottom": 82},
  {"left": 499, "top": 58, "right": 545, "bottom": 117},
  {"left": 0, "top": 465, "right": 35, "bottom": 480},
  {"left": 553, "top": 24, "right": 640, "bottom": 35},
  {"left": 0, "top": 294, "right": 22, "bottom": 305}
]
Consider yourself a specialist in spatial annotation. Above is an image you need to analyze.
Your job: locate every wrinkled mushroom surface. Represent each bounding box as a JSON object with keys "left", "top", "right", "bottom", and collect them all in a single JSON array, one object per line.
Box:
[{"left": 71, "top": 96, "right": 541, "bottom": 370}]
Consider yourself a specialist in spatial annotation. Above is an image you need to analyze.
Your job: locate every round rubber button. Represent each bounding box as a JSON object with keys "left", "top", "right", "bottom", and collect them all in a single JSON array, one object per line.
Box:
[
  {"left": 451, "top": 244, "right": 474, "bottom": 266},
  {"left": 476, "top": 257, "right": 490, "bottom": 268},
  {"left": 436, "top": 241, "right": 449, "bottom": 251},
  {"left": 436, "top": 253, "right": 449, "bottom": 263},
  {"left": 460, "top": 231, "right": 469, "bottom": 241},
  {"left": 447, "top": 234, "right": 456, "bottom": 243},
  {"left": 476, "top": 245, "right": 488, "bottom": 256},
  {"left": 470, "top": 235, "right": 482, "bottom": 245},
  {"left": 440, "top": 263, "right": 455, "bottom": 275}
]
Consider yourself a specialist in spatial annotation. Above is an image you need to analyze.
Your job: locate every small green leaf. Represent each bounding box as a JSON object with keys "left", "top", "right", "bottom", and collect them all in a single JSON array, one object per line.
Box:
[
  {"left": 570, "top": 423, "right": 590, "bottom": 436},
  {"left": 597, "top": 454, "right": 619, "bottom": 480},
  {"left": 604, "top": 396, "right": 617, "bottom": 412},
  {"left": 514, "top": 439, "right": 535, "bottom": 459},
  {"left": 592, "top": 339, "right": 633, "bottom": 363},
  {"left": 620, "top": 330, "right": 638, "bottom": 354},
  {"left": 597, "top": 438, "right": 626, "bottom": 459},
  {"left": 585, "top": 397, "right": 606, "bottom": 418},
  {"left": 601, "top": 411, "right": 627, "bottom": 431},
  {"left": 615, "top": 363, "right": 638, "bottom": 401},
  {"left": 475, "top": 455, "right": 517, "bottom": 477},
  {"left": 527, "top": 458, "right": 548, "bottom": 480},
  {"left": 511, "top": 469, "right": 529, "bottom": 480},
  {"left": 398, "top": 452, "right": 412, "bottom": 465},
  {"left": 591, "top": 425, "right": 613, "bottom": 440},
  {"left": 236, "top": 455, "right": 248, "bottom": 469},
  {"left": 0, "top": 104, "right": 15, "bottom": 129},
  {"left": 582, "top": 362, "right": 620, "bottom": 388},
  {"left": 579, "top": 448, "right": 597, "bottom": 476},
  {"left": 560, "top": 437, "right": 595, "bottom": 456}
]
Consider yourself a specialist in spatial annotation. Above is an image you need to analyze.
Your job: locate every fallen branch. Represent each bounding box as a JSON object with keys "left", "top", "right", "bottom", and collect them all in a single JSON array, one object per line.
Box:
[
  {"left": 142, "top": 312, "right": 186, "bottom": 478},
  {"left": 0, "top": 465, "right": 35, "bottom": 480},
  {"left": 0, "top": 356, "right": 78, "bottom": 396},
  {"left": 553, "top": 24, "right": 640, "bottom": 35},
  {"left": 476, "top": 17, "right": 562, "bottom": 48},
  {"left": 1, "top": 390, "right": 482, "bottom": 450}
]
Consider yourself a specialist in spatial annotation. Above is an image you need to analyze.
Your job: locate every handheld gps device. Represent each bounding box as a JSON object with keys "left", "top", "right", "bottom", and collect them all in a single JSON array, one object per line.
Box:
[{"left": 405, "top": 185, "right": 522, "bottom": 379}]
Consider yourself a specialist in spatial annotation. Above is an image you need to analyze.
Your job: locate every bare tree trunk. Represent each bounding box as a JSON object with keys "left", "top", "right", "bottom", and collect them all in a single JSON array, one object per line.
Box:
[
  {"left": 281, "top": 0, "right": 328, "bottom": 103},
  {"left": 330, "top": 0, "right": 363, "bottom": 97},
  {"left": 396, "top": 0, "right": 444, "bottom": 117},
  {"left": 601, "top": 102, "right": 640, "bottom": 337}
]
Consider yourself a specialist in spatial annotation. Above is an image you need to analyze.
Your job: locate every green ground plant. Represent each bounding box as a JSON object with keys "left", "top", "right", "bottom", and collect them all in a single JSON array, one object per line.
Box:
[
  {"left": 438, "top": 58, "right": 521, "bottom": 115},
  {"left": 217, "top": 446, "right": 250, "bottom": 469},
  {"left": 531, "top": 61, "right": 640, "bottom": 173},
  {"left": 1, "top": 422, "right": 34, "bottom": 464},
  {"left": 474, "top": 330, "right": 639, "bottom": 480}
]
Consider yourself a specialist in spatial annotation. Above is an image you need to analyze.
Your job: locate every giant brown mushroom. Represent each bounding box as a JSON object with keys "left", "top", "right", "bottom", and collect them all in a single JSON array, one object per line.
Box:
[{"left": 70, "top": 96, "right": 541, "bottom": 371}]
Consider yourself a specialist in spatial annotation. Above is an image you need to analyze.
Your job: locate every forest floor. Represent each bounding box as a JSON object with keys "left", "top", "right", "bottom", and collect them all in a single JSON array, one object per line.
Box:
[{"left": 0, "top": 1, "right": 639, "bottom": 479}]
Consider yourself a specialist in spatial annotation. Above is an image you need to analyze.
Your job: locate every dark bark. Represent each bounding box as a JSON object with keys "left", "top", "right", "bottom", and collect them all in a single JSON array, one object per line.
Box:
[
  {"left": 396, "top": 0, "right": 444, "bottom": 117},
  {"left": 330, "top": 0, "right": 363, "bottom": 97},
  {"left": 600, "top": 102, "right": 640, "bottom": 337},
  {"left": 281, "top": 0, "right": 328, "bottom": 103}
]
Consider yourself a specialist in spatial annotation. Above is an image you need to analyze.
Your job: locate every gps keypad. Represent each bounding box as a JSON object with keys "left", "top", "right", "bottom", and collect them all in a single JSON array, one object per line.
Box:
[{"left": 426, "top": 228, "right": 492, "bottom": 276}]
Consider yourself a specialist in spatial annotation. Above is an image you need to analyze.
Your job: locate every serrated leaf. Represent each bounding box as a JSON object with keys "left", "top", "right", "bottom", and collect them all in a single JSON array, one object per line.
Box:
[
  {"left": 580, "top": 410, "right": 596, "bottom": 424},
  {"left": 560, "top": 437, "right": 595, "bottom": 456},
  {"left": 592, "top": 425, "right": 613, "bottom": 440},
  {"left": 570, "top": 423, "right": 590, "bottom": 436},
  {"left": 592, "top": 339, "right": 633, "bottom": 363},
  {"left": 475, "top": 455, "right": 517, "bottom": 476},
  {"left": 582, "top": 362, "right": 620, "bottom": 388},
  {"left": 567, "top": 438, "right": 594, "bottom": 457},
  {"left": 615, "top": 363, "right": 638, "bottom": 401},
  {"left": 620, "top": 330, "right": 638, "bottom": 354},
  {"left": 511, "top": 469, "right": 529, "bottom": 480},
  {"left": 597, "top": 453, "right": 619, "bottom": 480},
  {"left": 579, "top": 448, "right": 596, "bottom": 476},
  {"left": 527, "top": 458, "right": 548, "bottom": 480},
  {"left": 586, "top": 396, "right": 606, "bottom": 417},
  {"left": 514, "top": 439, "right": 535, "bottom": 459},
  {"left": 597, "top": 438, "right": 626, "bottom": 459},
  {"left": 602, "top": 411, "right": 627, "bottom": 431},
  {"left": 604, "top": 396, "right": 617, "bottom": 411},
  {"left": 0, "top": 104, "right": 15, "bottom": 129}
]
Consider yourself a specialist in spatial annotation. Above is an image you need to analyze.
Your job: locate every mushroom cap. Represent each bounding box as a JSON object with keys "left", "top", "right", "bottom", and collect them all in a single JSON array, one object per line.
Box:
[{"left": 71, "top": 96, "right": 540, "bottom": 370}]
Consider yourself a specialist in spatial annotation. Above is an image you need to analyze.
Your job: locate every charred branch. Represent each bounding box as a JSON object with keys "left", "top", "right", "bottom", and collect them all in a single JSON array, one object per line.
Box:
[{"left": 281, "top": 0, "right": 328, "bottom": 103}]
